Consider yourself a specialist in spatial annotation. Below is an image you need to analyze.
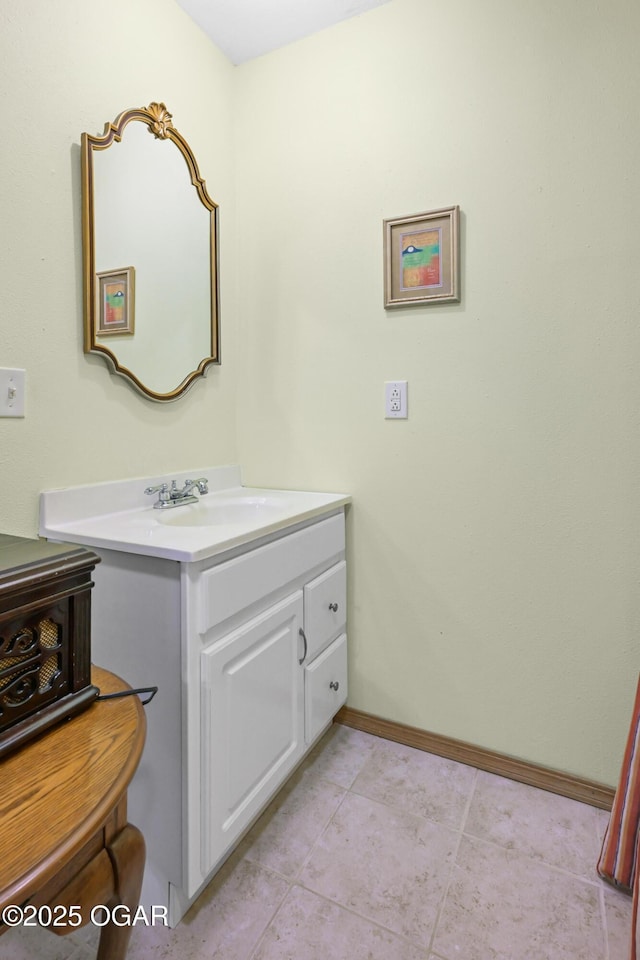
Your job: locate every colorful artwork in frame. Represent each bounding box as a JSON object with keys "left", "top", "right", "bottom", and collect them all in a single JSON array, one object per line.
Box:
[
  {"left": 383, "top": 206, "right": 460, "bottom": 307},
  {"left": 96, "top": 267, "right": 135, "bottom": 336}
]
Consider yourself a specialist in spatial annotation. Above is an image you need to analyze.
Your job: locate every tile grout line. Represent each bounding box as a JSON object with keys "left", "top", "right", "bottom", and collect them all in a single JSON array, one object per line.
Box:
[
  {"left": 287, "top": 738, "right": 436, "bottom": 953},
  {"left": 458, "top": 826, "right": 614, "bottom": 889},
  {"left": 287, "top": 734, "right": 383, "bottom": 884},
  {"left": 242, "top": 737, "right": 371, "bottom": 958},
  {"left": 244, "top": 873, "right": 294, "bottom": 960},
  {"left": 598, "top": 880, "right": 611, "bottom": 960},
  {"left": 289, "top": 879, "right": 434, "bottom": 955},
  {"left": 425, "top": 766, "right": 480, "bottom": 958},
  {"left": 245, "top": 738, "right": 389, "bottom": 959},
  {"left": 289, "top": 781, "right": 352, "bottom": 884},
  {"left": 594, "top": 803, "right": 614, "bottom": 957}
]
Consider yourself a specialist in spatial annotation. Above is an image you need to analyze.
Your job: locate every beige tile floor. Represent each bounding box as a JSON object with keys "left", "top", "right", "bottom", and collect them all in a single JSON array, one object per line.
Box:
[{"left": 2, "top": 724, "right": 633, "bottom": 960}]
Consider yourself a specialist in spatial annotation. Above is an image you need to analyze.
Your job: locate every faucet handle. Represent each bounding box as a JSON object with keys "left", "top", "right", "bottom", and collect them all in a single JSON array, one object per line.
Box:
[{"left": 144, "top": 483, "right": 170, "bottom": 502}]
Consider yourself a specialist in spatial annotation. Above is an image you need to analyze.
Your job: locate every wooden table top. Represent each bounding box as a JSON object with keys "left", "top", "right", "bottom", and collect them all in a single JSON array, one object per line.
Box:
[{"left": 0, "top": 666, "right": 146, "bottom": 908}]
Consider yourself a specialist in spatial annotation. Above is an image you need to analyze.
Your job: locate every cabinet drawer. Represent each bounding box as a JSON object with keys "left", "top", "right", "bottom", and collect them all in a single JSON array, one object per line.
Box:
[
  {"left": 198, "top": 513, "right": 345, "bottom": 634},
  {"left": 303, "top": 560, "right": 346, "bottom": 661},
  {"left": 305, "top": 633, "right": 347, "bottom": 745}
]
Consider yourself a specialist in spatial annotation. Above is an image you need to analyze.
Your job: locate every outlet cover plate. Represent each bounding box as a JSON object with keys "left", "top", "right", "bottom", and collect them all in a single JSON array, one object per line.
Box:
[{"left": 384, "top": 380, "right": 408, "bottom": 419}]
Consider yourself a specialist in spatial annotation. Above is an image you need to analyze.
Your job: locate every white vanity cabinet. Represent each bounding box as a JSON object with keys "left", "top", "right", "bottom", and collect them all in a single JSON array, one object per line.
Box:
[
  {"left": 85, "top": 507, "right": 347, "bottom": 925},
  {"left": 184, "top": 511, "right": 347, "bottom": 902},
  {"left": 40, "top": 469, "right": 349, "bottom": 927}
]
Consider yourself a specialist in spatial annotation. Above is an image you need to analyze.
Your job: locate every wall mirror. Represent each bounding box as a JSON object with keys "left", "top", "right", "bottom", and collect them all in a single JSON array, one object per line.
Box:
[{"left": 81, "top": 102, "right": 219, "bottom": 401}]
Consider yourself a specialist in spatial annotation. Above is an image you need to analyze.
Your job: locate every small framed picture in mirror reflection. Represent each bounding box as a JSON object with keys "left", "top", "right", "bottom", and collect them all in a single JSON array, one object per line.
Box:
[{"left": 96, "top": 267, "right": 135, "bottom": 336}]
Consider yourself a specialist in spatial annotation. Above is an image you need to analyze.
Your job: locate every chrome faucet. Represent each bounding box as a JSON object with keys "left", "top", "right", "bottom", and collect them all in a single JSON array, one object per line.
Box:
[{"left": 144, "top": 477, "right": 209, "bottom": 509}]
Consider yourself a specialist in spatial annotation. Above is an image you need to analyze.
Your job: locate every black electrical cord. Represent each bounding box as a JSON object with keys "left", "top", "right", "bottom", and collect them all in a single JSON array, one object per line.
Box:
[{"left": 96, "top": 686, "right": 158, "bottom": 706}]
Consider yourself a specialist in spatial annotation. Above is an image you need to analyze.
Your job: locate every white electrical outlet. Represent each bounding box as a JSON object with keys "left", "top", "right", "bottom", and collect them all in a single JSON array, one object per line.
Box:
[
  {"left": 384, "top": 380, "right": 408, "bottom": 419},
  {"left": 0, "top": 368, "right": 26, "bottom": 418}
]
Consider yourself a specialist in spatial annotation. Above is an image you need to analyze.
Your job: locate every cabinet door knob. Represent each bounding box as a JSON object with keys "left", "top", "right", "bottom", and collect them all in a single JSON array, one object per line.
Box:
[
  {"left": 329, "top": 681, "right": 340, "bottom": 691},
  {"left": 328, "top": 602, "right": 339, "bottom": 612}
]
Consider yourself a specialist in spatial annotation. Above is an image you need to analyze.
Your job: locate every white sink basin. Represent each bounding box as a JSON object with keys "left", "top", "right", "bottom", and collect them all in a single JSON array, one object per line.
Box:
[{"left": 156, "top": 492, "right": 294, "bottom": 527}]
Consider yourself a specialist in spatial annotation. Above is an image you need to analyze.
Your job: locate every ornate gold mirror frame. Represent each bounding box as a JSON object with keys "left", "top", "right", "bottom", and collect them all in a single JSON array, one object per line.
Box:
[{"left": 81, "top": 103, "right": 219, "bottom": 401}]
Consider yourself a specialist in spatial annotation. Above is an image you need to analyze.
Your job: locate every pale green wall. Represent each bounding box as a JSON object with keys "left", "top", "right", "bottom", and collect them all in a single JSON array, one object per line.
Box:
[
  {"left": 234, "top": 0, "right": 640, "bottom": 786},
  {"left": 1, "top": 0, "right": 638, "bottom": 786},
  {"left": 0, "top": 0, "right": 238, "bottom": 536}
]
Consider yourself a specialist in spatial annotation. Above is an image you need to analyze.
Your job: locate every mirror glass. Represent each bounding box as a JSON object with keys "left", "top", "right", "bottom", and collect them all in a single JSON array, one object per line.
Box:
[{"left": 81, "top": 103, "right": 219, "bottom": 401}]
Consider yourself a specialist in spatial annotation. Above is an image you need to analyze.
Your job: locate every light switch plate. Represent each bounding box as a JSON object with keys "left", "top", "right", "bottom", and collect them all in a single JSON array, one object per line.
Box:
[{"left": 0, "top": 368, "right": 26, "bottom": 417}]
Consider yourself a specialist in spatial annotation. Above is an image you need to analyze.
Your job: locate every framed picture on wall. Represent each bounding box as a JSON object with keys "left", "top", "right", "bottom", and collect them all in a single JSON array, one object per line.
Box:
[
  {"left": 383, "top": 206, "right": 460, "bottom": 307},
  {"left": 96, "top": 266, "right": 135, "bottom": 336}
]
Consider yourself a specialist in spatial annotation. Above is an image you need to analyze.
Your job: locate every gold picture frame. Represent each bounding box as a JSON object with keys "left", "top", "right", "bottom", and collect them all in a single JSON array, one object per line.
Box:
[
  {"left": 96, "top": 267, "right": 135, "bottom": 336},
  {"left": 384, "top": 206, "right": 460, "bottom": 307},
  {"left": 82, "top": 102, "right": 219, "bottom": 400}
]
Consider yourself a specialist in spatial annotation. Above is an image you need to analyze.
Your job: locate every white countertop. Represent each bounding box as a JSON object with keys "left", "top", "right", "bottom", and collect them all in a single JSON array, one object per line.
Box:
[{"left": 39, "top": 467, "right": 350, "bottom": 563}]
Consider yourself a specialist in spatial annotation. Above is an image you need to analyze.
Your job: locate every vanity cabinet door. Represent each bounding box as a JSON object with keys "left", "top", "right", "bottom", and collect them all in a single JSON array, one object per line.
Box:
[{"left": 200, "top": 592, "right": 304, "bottom": 876}]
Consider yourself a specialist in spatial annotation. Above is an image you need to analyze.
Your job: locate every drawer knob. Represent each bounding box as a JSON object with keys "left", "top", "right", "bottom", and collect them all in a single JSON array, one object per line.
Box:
[
  {"left": 328, "top": 602, "right": 339, "bottom": 612},
  {"left": 329, "top": 681, "right": 340, "bottom": 691}
]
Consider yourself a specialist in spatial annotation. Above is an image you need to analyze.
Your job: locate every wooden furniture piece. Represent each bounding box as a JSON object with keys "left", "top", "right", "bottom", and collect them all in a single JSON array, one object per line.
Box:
[
  {"left": 0, "top": 535, "right": 101, "bottom": 757},
  {"left": 0, "top": 665, "right": 146, "bottom": 960}
]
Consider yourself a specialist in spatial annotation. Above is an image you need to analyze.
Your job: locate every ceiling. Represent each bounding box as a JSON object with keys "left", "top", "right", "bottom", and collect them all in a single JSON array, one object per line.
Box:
[{"left": 175, "top": 0, "right": 390, "bottom": 65}]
